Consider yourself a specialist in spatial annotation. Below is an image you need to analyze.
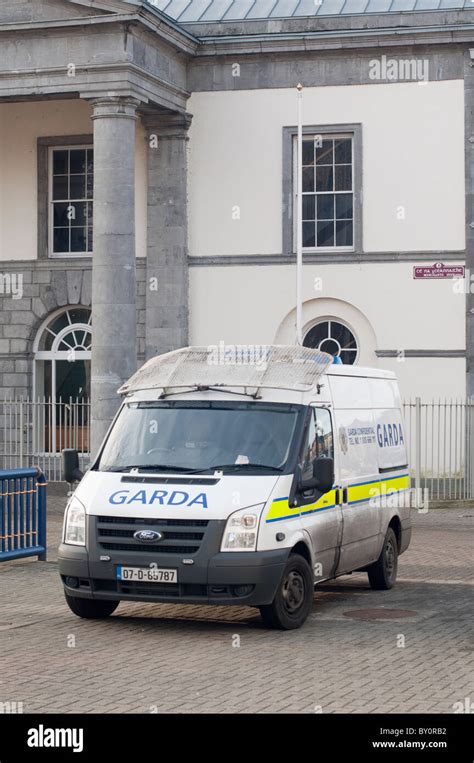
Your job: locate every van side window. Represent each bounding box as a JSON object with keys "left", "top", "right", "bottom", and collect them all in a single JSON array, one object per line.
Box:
[
  {"left": 300, "top": 408, "right": 334, "bottom": 480},
  {"left": 314, "top": 408, "right": 334, "bottom": 460}
]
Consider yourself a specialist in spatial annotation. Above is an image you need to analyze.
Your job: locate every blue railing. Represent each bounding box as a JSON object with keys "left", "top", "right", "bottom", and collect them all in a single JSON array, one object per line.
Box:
[{"left": 0, "top": 467, "right": 47, "bottom": 562}]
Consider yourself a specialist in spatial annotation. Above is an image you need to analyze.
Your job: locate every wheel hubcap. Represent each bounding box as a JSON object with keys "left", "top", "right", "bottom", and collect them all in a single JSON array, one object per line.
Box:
[{"left": 282, "top": 570, "right": 305, "bottom": 614}]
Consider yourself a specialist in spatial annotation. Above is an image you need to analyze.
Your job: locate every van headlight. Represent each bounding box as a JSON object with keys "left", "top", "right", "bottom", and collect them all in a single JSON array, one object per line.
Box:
[
  {"left": 63, "top": 497, "right": 86, "bottom": 546},
  {"left": 221, "top": 505, "right": 264, "bottom": 552}
]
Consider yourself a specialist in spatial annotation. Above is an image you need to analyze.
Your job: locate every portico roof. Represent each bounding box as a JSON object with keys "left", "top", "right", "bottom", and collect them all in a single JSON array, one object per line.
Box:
[{"left": 147, "top": 0, "right": 471, "bottom": 22}]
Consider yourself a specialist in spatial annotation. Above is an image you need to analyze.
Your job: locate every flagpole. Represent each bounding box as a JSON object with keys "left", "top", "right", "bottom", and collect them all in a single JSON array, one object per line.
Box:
[{"left": 296, "top": 83, "right": 303, "bottom": 345}]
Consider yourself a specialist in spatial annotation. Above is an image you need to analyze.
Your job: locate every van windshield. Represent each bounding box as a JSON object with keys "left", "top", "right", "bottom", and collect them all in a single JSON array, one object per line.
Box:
[{"left": 97, "top": 401, "right": 303, "bottom": 475}]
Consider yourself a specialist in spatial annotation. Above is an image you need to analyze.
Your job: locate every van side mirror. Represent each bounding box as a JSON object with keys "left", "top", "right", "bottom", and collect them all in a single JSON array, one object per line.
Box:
[
  {"left": 299, "top": 456, "right": 334, "bottom": 494},
  {"left": 62, "top": 449, "right": 84, "bottom": 484},
  {"left": 313, "top": 456, "right": 334, "bottom": 494}
]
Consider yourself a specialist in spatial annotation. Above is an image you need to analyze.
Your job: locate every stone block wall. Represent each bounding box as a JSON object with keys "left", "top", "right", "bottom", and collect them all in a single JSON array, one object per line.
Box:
[{"left": 0, "top": 260, "right": 146, "bottom": 399}]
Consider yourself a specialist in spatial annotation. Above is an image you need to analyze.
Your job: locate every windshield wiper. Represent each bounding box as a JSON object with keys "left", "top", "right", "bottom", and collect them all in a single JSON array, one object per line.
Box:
[
  {"left": 104, "top": 464, "right": 200, "bottom": 474},
  {"left": 194, "top": 463, "right": 283, "bottom": 474},
  {"left": 104, "top": 463, "right": 283, "bottom": 475}
]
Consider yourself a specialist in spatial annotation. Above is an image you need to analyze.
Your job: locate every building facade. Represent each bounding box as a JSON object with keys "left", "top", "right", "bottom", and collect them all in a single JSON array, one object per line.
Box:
[{"left": 0, "top": 0, "right": 473, "bottom": 453}]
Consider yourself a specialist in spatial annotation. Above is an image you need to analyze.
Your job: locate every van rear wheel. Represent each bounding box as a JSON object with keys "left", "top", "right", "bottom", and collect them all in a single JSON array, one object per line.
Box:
[
  {"left": 367, "top": 527, "right": 398, "bottom": 590},
  {"left": 65, "top": 594, "right": 119, "bottom": 619},
  {"left": 259, "top": 553, "right": 313, "bottom": 630}
]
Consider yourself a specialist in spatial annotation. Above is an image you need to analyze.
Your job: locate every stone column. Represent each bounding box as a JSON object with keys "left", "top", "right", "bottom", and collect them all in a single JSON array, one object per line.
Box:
[
  {"left": 143, "top": 113, "right": 192, "bottom": 360},
  {"left": 90, "top": 97, "right": 139, "bottom": 456}
]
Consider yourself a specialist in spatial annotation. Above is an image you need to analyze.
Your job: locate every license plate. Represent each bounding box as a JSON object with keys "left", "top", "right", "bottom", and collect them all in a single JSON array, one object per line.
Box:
[{"left": 116, "top": 566, "right": 178, "bottom": 583}]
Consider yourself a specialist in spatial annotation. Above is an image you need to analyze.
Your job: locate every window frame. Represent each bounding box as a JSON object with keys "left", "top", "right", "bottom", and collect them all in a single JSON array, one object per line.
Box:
[
  {"left": 304, "top": 317, "right": 359, "bottom": 366},
  {"left": 37, "top": 135, "right": 93, "bottom": 261},
  {"left": 33, "top": 306, "right": 92, "bottom": 455},
  {"left": 299, "top": 406, "right": 335, "bottom": 483},
  {"left": 48, "top": 143, "right": 93, "bottom": 259},
  {"left": 282, "top": 123, "right": 362, "bottom": 256}
]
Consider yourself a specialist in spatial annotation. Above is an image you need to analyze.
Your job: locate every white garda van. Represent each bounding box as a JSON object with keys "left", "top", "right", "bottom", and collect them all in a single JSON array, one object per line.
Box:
[{"left": 59, "top": 346, "right": 411, "bottom": 630}]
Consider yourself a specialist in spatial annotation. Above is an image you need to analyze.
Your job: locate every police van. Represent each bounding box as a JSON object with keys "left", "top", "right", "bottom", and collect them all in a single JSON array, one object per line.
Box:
[{"left": 59, "top": 345, "right": 411, "bottom": 630}]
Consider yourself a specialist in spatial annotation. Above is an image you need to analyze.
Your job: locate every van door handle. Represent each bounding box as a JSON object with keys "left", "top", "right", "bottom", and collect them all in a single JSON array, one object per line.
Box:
[
  {"left": 335, "top": 488, "right": 342, "bottom": 505},
  {"left": 342, "top": 487, "right": 348, "bottom": 504}
]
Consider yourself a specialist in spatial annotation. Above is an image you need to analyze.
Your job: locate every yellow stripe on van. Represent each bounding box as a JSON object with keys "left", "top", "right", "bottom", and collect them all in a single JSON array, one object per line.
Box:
[
  {"left": 266, "top": 489, "right": 337, "bottom": 523},
  {"left": 300, "top": 489, "right": 337, "bottom": 517},
  {"left": 265, "top": 474, "right": 410, "bottom": 523},
  {"left": 347, "top": 474, "right": 410, "bottom": 506},
  {"left": 265, "top": 497, "right": 298, "bottom": 523}
]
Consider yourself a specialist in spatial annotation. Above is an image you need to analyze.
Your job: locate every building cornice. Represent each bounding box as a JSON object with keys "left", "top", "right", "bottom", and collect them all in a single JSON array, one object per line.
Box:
[
  {"left": 188, "top": 251, "right": 465, "bottom": 266},
  {"left": 0, "top": 10, "right": 199, "bottom": 56},
  {"left": 195, "top": 22, "right": 474, "bottom": 56},
  {"left": 376, "top": 349, "right": 465, "bottom": 358},
  {"left": 182, "top": 8, "right": 473, "bottom": 37},
  {"left": 1, "top": 7, "right": 472, "bottom": 60},
  {"left": 0, "top": 61, "right": 190, "bottom": 112}
]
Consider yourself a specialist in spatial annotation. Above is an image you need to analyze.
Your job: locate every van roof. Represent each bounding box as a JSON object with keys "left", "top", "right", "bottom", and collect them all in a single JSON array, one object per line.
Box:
[{"left": 327, "top": 365, "right": 397, "bottom": 380}]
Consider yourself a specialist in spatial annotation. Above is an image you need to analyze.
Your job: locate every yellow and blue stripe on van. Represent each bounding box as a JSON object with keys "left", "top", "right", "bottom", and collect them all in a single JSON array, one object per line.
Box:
[{"left": 265, "top": 474, "right": 410, "bottom": 523}]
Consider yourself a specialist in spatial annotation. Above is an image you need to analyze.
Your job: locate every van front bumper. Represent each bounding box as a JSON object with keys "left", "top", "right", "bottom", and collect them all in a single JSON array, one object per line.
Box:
[{"left": 58, "top": 543, "right": 290, "bottom": 608}]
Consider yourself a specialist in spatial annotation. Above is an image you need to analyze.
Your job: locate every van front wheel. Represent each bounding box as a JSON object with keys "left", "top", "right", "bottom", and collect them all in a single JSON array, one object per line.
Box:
[
  {"left": 65, "top": 594, "right": 119, "bottom": 619},
  {"left": 367, "top": 527, "right": 398, "bottom": 590},
  {"left": 259, "top": 553, "right": 313, "bottom": 630}
]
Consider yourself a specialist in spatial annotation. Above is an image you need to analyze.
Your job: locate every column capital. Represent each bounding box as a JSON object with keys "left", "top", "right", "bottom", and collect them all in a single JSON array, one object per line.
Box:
[
  {"left": 142, "top": 111, "right": 193, "bottom": 139},
  {"left": 90, "top": 96, "right": 141, "bottom": 121}
]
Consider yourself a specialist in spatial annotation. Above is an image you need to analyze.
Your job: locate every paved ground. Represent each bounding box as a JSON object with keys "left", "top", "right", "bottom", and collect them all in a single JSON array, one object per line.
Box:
[{"left": 0, "top": 494, "right": 472, "bottom": 713}]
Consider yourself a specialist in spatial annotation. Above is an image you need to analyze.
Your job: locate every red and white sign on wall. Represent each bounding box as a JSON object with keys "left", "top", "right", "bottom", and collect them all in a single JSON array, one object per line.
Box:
[{"left": 413, "top": 262, "right": 465, "bottom": 280}]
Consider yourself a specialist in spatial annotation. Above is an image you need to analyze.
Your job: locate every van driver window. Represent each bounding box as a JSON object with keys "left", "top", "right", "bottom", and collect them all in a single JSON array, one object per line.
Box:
[
  {"left": 314, "top": 408, "right": 334, "bottom": 460},
  {"left": 301, "top": 408, "right": 334, "bottom": 480}
]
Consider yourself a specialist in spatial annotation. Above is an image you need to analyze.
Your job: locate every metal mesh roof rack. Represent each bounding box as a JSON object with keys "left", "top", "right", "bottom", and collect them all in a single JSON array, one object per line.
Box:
[{"left": 118, "top": 345, "right": 333, "bottom": 395}]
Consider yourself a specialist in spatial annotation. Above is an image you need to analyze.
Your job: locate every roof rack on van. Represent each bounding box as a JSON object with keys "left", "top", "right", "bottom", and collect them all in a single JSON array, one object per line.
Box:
[{"left": 118, "top": 345, "right": 333, "bottom": 397}]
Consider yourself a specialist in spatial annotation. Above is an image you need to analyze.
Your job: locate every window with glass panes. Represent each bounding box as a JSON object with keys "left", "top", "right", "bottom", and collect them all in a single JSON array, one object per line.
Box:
[
  {"left": 50, "top": 147, "right": 93, "bottom": 255},
  {"left": 299, "top": 136, "right": 353, "bottom": 249},
  {"left": 304, "top": 320, "right": 358, "bottom": 365}
]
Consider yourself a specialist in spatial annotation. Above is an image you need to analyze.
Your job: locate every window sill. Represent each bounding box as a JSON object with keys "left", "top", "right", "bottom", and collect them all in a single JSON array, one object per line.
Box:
[
  {"left": 290, "top": 248, "right": 356, "bottom": 255},
  {"left": 49, "top": 253, "right": 93, "bottom": 259}
]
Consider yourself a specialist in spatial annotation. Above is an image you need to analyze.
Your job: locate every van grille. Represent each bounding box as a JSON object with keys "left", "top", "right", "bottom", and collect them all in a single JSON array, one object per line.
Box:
[{"left": 96, "top": 516, "right": 209, "bottom": 555}]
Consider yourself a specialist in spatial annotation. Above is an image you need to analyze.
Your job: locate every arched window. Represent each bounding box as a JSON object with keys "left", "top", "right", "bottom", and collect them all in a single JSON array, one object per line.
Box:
[
  {"left": 304, "top": 319, "right": 358, "bottom": 365},
  {"left": 34, "top": 308, "right": 91, "bottom": 452}
]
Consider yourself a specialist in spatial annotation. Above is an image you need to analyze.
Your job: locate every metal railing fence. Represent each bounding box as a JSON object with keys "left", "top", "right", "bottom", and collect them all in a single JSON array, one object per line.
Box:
[
  {"left": 0, "top": 397, "right": 90, "bottom": 482},
  {"left": 402, "top": 398, "right": 474, "bottom": 501},
  {"left": 0, "top": 467, "right": 47, "bottom": 562}
]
